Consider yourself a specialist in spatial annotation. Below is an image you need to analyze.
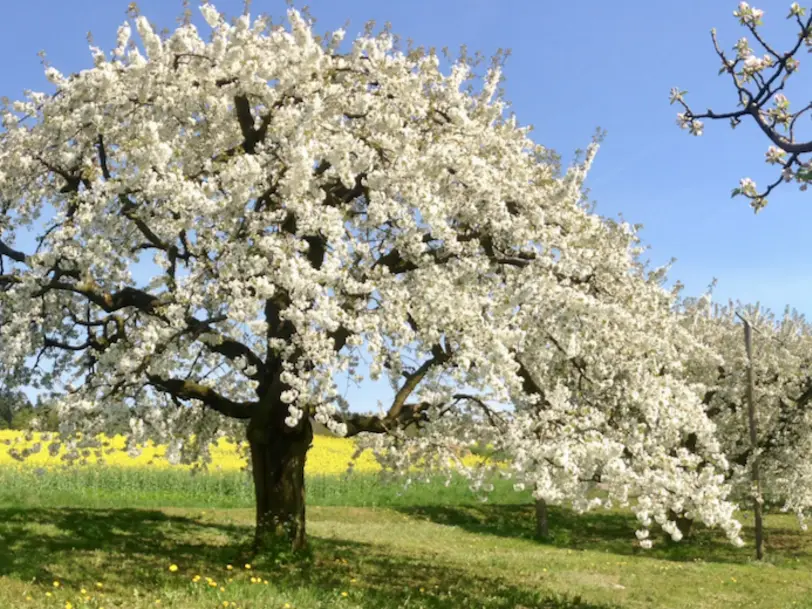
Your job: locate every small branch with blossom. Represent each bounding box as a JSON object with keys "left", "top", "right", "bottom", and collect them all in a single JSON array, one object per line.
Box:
[{"left": 672, "top": 2, "right": 812, "bottom": 210}]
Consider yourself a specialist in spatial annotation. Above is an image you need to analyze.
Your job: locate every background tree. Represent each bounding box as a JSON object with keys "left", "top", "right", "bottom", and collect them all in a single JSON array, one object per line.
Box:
[
  {"left": 672, "top": 2, "right": 812, "bottom": 210},
  {"left": 678, "top": 295, "right": 812, "bottom": 529},
  {"left": 0, "top": 388, "right": 31, "bottom": 430},
  {"left": 357, "top": 220, "right": 746, "bottom": 548},
  {"left": 0, "top": 3, "right": 741, "bottom": 552}
]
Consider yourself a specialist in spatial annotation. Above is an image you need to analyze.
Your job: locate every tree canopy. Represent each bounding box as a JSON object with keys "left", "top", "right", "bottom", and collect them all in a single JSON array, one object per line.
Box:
[{"left": 0, "top": 3, "right": 745, "bottom": 548}]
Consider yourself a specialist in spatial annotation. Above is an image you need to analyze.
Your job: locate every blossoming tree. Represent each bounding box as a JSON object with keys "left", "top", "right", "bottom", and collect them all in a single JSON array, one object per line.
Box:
[
  {"left": 0, "top": 3, "right": 742, "bottom": 551},
  {"left": 671, "top": 2, "right": 812, "bottom": 210},
  {"left": 359, "top": 239, "right": 745, "bottom": 548},
  {"left": 678, "top": 295, "right": 812, "bottom": 527}
]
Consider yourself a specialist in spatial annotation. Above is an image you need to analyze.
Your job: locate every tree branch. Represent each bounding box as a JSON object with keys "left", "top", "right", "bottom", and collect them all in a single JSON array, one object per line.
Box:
[{"left": 146, "top": 374, "right": 256, "bottom": 419}]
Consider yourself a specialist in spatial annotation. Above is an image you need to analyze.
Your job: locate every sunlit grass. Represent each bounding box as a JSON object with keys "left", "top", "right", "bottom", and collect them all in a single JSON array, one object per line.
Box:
[{"left": 3, "top": 504, "right": 812, "bottom": 609}]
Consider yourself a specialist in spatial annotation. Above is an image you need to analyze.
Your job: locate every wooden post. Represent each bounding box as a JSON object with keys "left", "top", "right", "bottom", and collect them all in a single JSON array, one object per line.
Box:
[{"left": 741, "top": 317, "right": 764, "bottom": 560}]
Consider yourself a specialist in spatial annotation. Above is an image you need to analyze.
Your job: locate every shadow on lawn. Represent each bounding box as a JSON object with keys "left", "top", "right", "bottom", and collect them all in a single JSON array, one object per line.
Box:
[
  {"left": 396, "top": 503, "right": 812, "bottom": 565},
  {"left": 0, "top": 507, "right": 618, "bottom": 609}
]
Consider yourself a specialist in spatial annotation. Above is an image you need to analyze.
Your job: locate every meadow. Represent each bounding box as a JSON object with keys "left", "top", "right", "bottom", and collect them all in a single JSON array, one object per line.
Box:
[{"left": 2, "top": 432, "right": 812, "bottom": 609}]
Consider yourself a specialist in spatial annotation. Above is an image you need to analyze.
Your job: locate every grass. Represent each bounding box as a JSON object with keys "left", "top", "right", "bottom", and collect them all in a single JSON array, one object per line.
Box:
[
  {"left": 0, "top": 466, "right": 524, "bottom": 509},
  {"left": 2, "top": 468, "right": 812, "bottom": 608}
]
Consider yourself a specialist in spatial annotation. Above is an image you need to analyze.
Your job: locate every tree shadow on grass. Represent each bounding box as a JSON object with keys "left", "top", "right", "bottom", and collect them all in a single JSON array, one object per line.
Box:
[
  {"left": 0, "top": 506, "right": 619, "bottom": 609},
  {"left": 0, "top": 506, "right": 252, "bottom": 588},
  {"left": 395, "top": 503, "right": 812, "bottom": 566}
]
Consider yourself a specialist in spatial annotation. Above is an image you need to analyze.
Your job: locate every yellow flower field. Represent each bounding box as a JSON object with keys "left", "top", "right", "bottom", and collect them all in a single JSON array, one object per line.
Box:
[{"left": 0, "top": 431, "right": 381, "bottom": 475}]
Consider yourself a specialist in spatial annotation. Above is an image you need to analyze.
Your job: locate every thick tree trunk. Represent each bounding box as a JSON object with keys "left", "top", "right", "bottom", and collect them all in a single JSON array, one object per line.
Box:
[
  {"left": 535, "top": 497, "right": 550, "bottom": 539},
  {"left": 248, "top": 416, "right": 313, "bottom": 553}
]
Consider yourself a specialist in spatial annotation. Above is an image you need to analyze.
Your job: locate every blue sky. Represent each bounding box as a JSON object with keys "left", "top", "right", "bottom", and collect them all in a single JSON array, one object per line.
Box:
[{"left": 1, "top": 0, "right": 809, "bottom": 410}]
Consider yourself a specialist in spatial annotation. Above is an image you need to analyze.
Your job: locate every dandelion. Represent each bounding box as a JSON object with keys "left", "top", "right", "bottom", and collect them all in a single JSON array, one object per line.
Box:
[
  {"left": 96, "top": 583, "right": 103, "bottom": 589},
  {"left": 341, "top": 591, "right": 349, "bottom": 597},
  {"left": 65, "top": 603, "right": 73, "bottom": 609},
  {"left": 226, "top": 565, "right": 233, "bottom": 571},
  {"left": 53, "top": 581, "right": 61, "bottom": 588},
  {"left": 192, "top": 575, "right": 201, "bottom": 583},
  {"left": 244, "top": 563, "right": 252, "bottom": 570},
  {"left": 168, "top": 564, "right": 178, "bottom": 572},
  {"left": 45, "top": 593, "right": 52, "bottom": 598},
  {"left": 80, "top": 589, "right": 87, "bottom": 594}
]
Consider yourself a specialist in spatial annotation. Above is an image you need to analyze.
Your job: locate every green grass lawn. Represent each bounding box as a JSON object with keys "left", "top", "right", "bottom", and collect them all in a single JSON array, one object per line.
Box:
[{"left": 2, "top": 469, "right": 812, "bottom": 608}]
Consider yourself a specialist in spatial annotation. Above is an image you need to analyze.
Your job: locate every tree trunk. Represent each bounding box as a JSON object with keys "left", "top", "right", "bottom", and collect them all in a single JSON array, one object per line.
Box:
[
  {"left": 667, "top": 509, "right": 694, "bottom": 539},
  {"left": 248, "top": 416, "right": 313, "bottom": 553},
  {"left": 535, "top": 497, "right": 549, "bottom": 539}
]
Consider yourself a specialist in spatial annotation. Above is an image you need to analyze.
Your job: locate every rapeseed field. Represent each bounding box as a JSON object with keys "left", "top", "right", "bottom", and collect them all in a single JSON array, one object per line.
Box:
[{"left": 0, "top": 431, "right": 381, "bottom": 474}]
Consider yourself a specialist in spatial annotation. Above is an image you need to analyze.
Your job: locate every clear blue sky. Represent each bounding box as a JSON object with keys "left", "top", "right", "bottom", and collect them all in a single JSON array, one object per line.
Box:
[{"left": 2, "top": 1, "right": 809, "bottom": 410}]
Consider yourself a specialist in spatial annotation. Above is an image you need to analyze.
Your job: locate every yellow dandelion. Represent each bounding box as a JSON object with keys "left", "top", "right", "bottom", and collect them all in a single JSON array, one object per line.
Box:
[
  {"left": 168, "top": 564, "right": 178, "bottom": 572},
  {"left": 53, "top": 581, "right": 61, "bottom": 588},
  {"left": 192, "top": 575, "right": 201, "bottom": 583},
  {"left": 220, "top": 586, "right": 225, "bottom": 592},
  {"left": 65, "top": 602, "right": 73, "bottom": 609},
  {"left": 341, "top": 591, "right": 348, "bottom": 597},
  {"left": 223, "top": 602, "right": 229, "bottom": 608},
  {"left": 284, "top": 604, "right": 292, "bottom": 609},
  {"left": 263, "top": 580, "right": 268, "bottom": 585},
  {"left": 226, "top": 565, "right": 233, "bottom": 571},
  {"left": 208, "top": 580, "right": 218, "bottom": 587},
  {"left": 244, "top": 563, "right": 252, "bottom": 570},
  {"left": 80, "top": 589, "right": 87, "bottom": 594},
  {"left": 350, "top": 578, "right": 357, "bottom": 583},
  {"left": 96, "top": 582, "right": 103, "bottom": 589},
  {"left": 25, "top": 597, "right": 32, "bottom": 602}
]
